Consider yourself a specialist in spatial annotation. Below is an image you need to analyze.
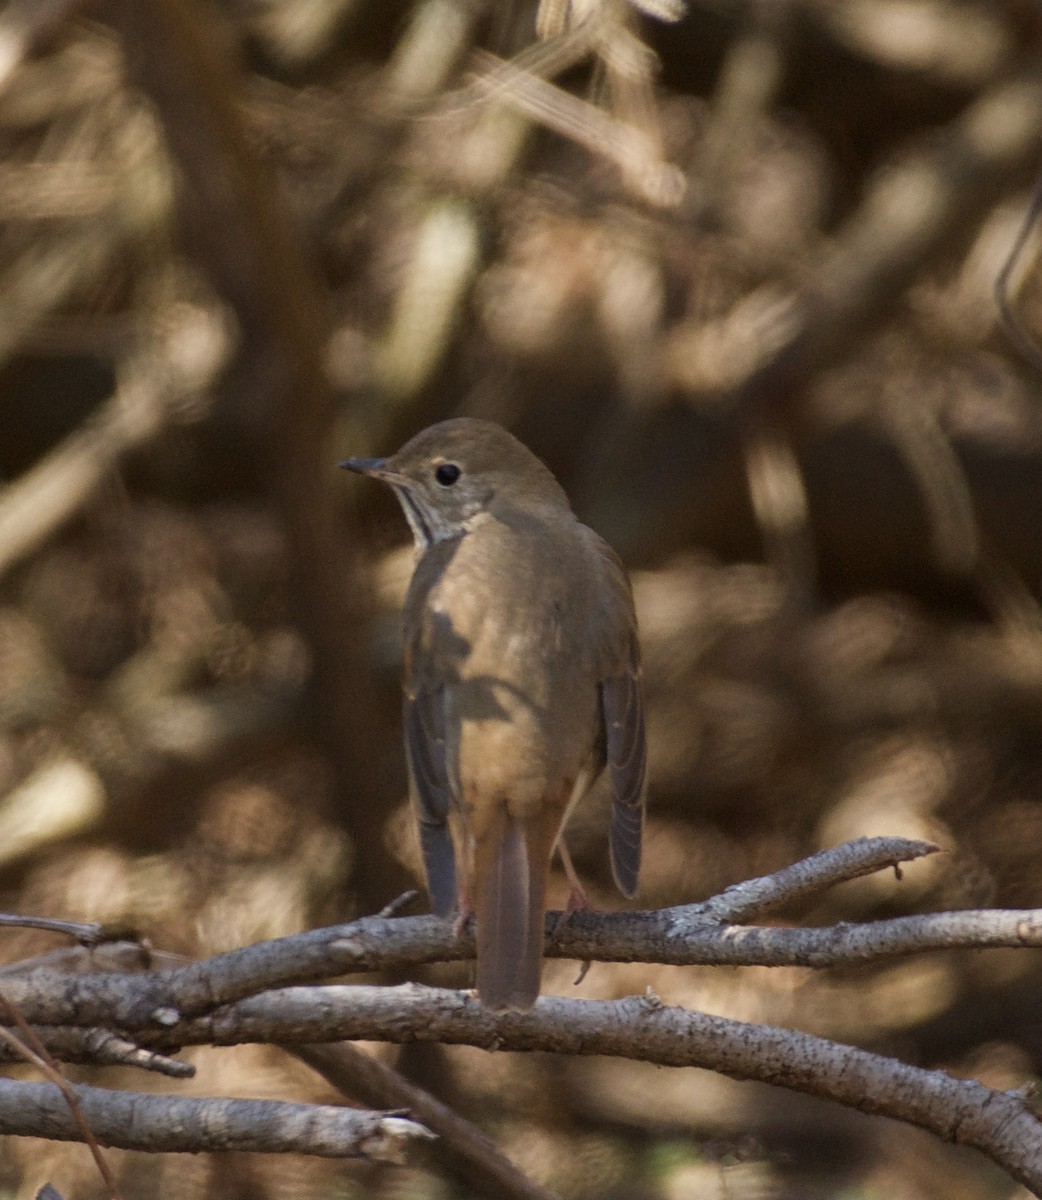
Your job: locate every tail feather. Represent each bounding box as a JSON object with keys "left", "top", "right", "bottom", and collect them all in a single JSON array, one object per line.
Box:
[{"left": 475, "top": 812, "right": 549, "bottom": 1011}]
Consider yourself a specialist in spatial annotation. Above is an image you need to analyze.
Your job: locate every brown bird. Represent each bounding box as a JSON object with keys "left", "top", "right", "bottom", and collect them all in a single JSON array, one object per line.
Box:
[{"left": 341, "top": 418, "right": 646, "bottom": 1009}]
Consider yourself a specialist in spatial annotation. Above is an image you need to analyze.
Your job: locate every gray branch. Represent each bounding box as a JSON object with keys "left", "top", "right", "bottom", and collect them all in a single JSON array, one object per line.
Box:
[
  {"left": 2, "top": 837, "right": 1038, "bottom": 1030},
  {"left": 2, "top": 836, "right": 1042, "bottom": 1191},
  {"left": 199, "top": 984, "right": 1042, "bottom": 1196},
  {"left": 0, "top": 1076, "right": 432, "bottom": 1161}
]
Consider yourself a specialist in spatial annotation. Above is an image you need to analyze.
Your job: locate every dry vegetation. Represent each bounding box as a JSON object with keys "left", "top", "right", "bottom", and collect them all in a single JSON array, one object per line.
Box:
[{"left": 2, "top": 0, "right": 1042, "bottom": 1196}]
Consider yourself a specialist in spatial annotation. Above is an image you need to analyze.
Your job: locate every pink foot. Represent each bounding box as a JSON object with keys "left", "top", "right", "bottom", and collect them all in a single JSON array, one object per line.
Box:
[{"left": 554, "top": 838, "right": 591, "bottom": 934}]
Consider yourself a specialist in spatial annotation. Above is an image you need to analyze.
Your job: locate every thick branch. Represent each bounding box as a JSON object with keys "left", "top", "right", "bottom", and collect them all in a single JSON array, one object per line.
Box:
[
  {"left": 195, "top": 985, "right": 1042, "bottom": 1194},
  {"left": 5, "top": 838, "right": 1041, "bottom": 1029}
]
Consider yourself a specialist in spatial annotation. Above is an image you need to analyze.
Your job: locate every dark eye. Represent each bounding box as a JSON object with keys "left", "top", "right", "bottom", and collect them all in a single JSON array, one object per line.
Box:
[{"left": 435, "top": 463, "right": 461, "bottom": 486}]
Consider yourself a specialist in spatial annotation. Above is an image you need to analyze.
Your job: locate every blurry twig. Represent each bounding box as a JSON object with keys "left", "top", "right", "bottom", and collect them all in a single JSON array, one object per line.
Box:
[
  {"left": 0, "top": 940, "right": 166, "bottom": 979},
  {"left": 878, "top": 394, "right": 981, "bottom": 576},
  {"left": 376, "top": 891, "right": 420, "bottom": 918},
  {"left": 740, "top": 421, "right": 815, "bottom": 604},
  {"left": 384, "top": 0, "right": 485, "bottom": 102},
  {"left": 0, "top": 304, "right": 228, "bottom": 581},
  {"left": 296, "top": 1043, "right": 561, "bottom": 1200},
  {"left": 0, "top": 222, "right": 131, "bottom": 367},
  {"left": 468, "top": 49, "right": 683, "bottom": 207},
  {"left": 995, "top": 165, "right": 1042, "bottom": 372},
  {"left": 697, "top": 0, "right": 790, "bottom": 222},
  {"left": 0, "top": 365, "right": 171, "bottom": 580},
  {"left": 441, "top": 0, "right": 685, "bottom": 205},
  {"left": 0, "top": 759, "right": 106, "bottom": 871},
  {"left": 0, "top": 0, "right": 88, "bottom": 95}
]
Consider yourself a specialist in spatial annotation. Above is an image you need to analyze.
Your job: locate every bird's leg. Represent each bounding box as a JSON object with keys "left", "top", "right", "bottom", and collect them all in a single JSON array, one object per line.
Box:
[
  {"left": 452, "top": 821, "right": 475, "bottom": 938},
  {"left": 452, "top": 886, "right": 474, "bottom": 939},
  {"left": 553, "top": 837, "right": 590, "bottom": 933},
  {"left": 557, "top": 837, "right": 590, "bottom": 911},
  {"left": 554, "top": 838, "right": 594, "bottom": 987}
]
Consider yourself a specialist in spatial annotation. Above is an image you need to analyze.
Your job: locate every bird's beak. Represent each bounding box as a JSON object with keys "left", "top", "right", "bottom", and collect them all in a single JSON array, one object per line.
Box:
[{"left": 339, "top": 456, "right": 389, "bottom": 477}]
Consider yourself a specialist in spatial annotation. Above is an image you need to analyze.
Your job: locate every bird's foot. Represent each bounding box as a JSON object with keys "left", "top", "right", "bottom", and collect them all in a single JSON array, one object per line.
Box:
[
  {"left": 452, "top": 890, "right": 474, "bottom": 939},
  {"left": 551, "top": 838, "right": 591, "bottom": 934}
]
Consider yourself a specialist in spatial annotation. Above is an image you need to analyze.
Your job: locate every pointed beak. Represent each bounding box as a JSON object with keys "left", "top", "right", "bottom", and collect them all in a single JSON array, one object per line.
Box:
[{"left": 339, "top": 456, "right": 389, "bottom": 477}]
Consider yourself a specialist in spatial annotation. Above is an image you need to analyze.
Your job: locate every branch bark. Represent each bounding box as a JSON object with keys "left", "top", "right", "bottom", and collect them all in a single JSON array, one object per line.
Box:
[
  {"left": 198, "top": 985, "right": 1042, "bottom": 1195},
  {"left": 5, "top": 837, "right": 1041, "bottom": 1030},
  {"left": 2, "top": 837, "right": 1041, "bottom": 1192},
  {"left": 0, "top": 1077, "right": 432, "bottom": 1160},
  {"left": 295, "top": 1042, "right": 560, "bottom": 1200}
]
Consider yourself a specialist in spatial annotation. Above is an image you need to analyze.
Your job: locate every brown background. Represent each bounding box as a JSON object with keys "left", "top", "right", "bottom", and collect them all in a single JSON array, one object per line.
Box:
[{"left": 1, "top": 0, "right": 1042, "bottom": 1195}]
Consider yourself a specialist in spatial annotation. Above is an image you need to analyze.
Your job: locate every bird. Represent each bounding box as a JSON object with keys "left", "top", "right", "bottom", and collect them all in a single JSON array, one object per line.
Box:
[{"left": 341, "top": 418, "right": 646, "bottom": 1010}]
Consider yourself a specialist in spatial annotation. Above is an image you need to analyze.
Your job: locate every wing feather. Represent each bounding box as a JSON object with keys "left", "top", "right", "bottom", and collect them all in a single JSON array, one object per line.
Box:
[
  {"left": 583, "top": 529, "right": 647, "bottom": 900},
  {"left": 404, "top": 684, "right": 457, "bottom": 917},
  {"left": 601, "top": 664, "right": 646, "bottom": 898}
]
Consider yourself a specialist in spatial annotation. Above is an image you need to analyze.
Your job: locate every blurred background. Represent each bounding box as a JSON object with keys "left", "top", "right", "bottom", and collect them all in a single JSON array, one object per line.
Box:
[{"left": 1, "top": 0, "right": 1042, "bottom": 1195}]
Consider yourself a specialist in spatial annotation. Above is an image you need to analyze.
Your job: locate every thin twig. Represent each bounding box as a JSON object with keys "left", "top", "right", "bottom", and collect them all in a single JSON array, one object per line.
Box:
[{"left": 0, "top": 991, "right": 123, "bottom": 1200}]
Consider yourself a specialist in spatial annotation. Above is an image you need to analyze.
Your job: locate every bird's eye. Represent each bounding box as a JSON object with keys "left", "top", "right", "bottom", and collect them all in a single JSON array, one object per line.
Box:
[{"left": 435, "top": 463, "right": 461, "bottom": 486}]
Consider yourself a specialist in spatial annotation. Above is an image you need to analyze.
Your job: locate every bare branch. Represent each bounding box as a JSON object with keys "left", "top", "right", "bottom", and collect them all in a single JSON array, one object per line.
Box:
[
  {"left": 686, "top": 835, "right": 940, "bottom": 923},
  {"left": 0, "top": 1026, "right": 194, "bottom": 1077},
  {"left": 1, "top": 839, "right": 1040, "bottom": 1189},
  {"left": 12, "top": 903, "right": 1042, "bottom": 1040},
  {"left": 296, "top": 1043, "right": 560, "bottom": 1200},
  {"left": 201, "top": 984, "right": 1042, "bottom": 1195},
  {"left": 0, "top": 1076, "right": 432, "bottom": 1161},
  {"left": 0, "top": 837, "right": 1035, "bottom": 1030}
]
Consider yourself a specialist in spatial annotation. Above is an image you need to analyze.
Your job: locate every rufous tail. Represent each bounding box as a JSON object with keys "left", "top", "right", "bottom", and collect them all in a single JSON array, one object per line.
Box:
[{"left": 474, "top": 810, "right": 552, "bottom": 1011}]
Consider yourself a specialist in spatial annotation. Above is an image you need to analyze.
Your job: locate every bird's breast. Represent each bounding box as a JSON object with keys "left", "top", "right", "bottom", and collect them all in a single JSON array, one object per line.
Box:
[{"left": 419, "top": 513, "right": 603, "bottom": 811}]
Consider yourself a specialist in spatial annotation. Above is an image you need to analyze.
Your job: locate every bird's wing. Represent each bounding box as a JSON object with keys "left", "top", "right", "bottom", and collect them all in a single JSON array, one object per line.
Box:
[
  {"left": 404, "top": 680, "right": 458, "bottom": 917},
  {"left": 600, "top": 661, "right": 646, "bottom": 897},
  {"left": 402, "top": 537, "right": 464, "bottom": 918},
  {"left": 586, "top": 531, "right": 647, "bottom": 899}
]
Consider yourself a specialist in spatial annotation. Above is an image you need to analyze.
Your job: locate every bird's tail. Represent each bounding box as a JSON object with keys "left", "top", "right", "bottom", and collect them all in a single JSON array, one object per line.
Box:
[{"left": 474, "top": 809, "right": 552, "bottom": 1011}]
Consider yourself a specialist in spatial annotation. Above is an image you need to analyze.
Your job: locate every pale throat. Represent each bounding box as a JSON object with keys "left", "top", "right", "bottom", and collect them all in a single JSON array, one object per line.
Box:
[{"left": 395, "top": 486, "right": 488, "bottom": 552}]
